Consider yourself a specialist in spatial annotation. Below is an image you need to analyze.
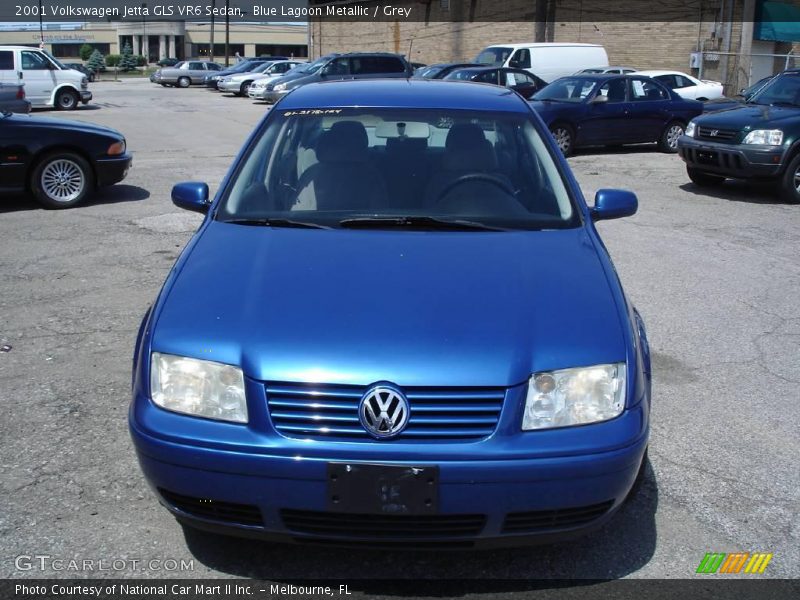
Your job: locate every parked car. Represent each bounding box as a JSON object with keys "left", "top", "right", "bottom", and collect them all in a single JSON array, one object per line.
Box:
[
  {"left": 130, "top": 78, "right": 651, "bottom": 548},
  {"left": 475, "top": 43, "right": 608, "bottom": 83},
  {"left": 0, "top": 83, "right": 31, "bottom": 114},
  {"left": 444, "top": 66, "right": 547, "bottom": 99},
  {"left": 0, "top": 46, "right": 91, "bottom": 110},
  {"left": 701, "top": 75, "right": 776, "bottom": 113},
  {"left": 530, "top": 74, "right": 703, "bottom": 156},
  {"left": 248, "top": 63, "right": 309, "bottom": 100},
  {"left": 636, "top": 70, "right": 724, "bottom": 101},
  {"left": 63, "top": 62, "right": 96, "bottom": 82},
  {"left": 152, "top": 61, "right": 223, "bottom": 87},
  {"left": 260, "top": 52, "right": 412, "bottom": 103},
  {"left": 413, "top": 62, "right": 482, "bottom": 79},
  {"left": 217, "top": 60, "right": 304, "bottom": 96},
  {"left": 678, "top": 69, "right": 800, "bottom": 203},
  {"left": 578, "top": 66, "right": 637, "bottom": 74},
  {"left": 203, "top": 59, "right": 271, "bottom": 89},
  {"left": 157, "top": 58, "right": 180, "bottom": 67},
  {"left": 0, "top": 111, "right": 131, "bottom": 208}
]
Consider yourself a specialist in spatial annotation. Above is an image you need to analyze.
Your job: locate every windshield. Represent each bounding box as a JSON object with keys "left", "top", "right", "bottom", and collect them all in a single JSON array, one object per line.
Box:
[
  {"left": 227, "top": 61, "right": 262, "bottom": 74},
  {"left": 476, "top": 47, "right": 512, "bottom": 66},
  {"left": 533, "top": 77, "right": 598, "bottom": 102},
  {"left": 293, "top": 55, "right": 334, "bottom": 76},
  {"left": 43, "top": 51, "right": 67, "bottom": 70},
  {"left": 415, "top": 65, "right": 444, "bottom": 78},
  {"left": 748, "top": 73, "right": 800, "bottom": 105},
  {"left": 446, "top": 70, "right": 479, "bottom": 81},
  {"left": 217, "top": 109, "right": 578, "bottom": 230}
]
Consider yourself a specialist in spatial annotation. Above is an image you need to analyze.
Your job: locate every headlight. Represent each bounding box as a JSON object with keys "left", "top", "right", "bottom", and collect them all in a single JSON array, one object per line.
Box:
[
  {"left": 150, "top": 352, "right": 247, "bottom": 423},
  {"left": 274, "top": 83, "right": 287, "bottom": 91},
  {"left": 81, "top": 77, "right": 88, "bottom": 89},
  {"left": 522, "top": 363, "right": 626, "bottom": 430},
  {"left": 107, "top": 140, "right": 126, "bottom": 155},
  {"left": 685, "top": 121, "right": 696, "bottom": 138},
  {"left": 742, "top": 129, "right": 783, "bottom": 145}
]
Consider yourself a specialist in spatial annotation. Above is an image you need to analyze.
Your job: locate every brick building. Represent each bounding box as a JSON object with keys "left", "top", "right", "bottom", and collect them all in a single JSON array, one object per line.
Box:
[{"left": 309, "top": 0, "right": 800, "bottom": 93}]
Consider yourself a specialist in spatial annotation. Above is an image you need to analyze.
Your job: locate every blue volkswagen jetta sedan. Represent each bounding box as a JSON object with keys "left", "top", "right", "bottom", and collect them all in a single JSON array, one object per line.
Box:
[{"left": 130, "top": 79, "right": 651, "bottom": 548}]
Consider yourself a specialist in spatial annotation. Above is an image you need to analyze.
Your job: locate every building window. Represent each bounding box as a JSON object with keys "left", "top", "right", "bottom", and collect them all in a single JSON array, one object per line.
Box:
[
  {"left": 50, "top": 43, "right": 110, "bottom": 59},
  {"left": 255, "top": 44, "right": 308, "bottom": 59},
  {"left": 441, "top": 0, "right": 450, "bottom": 9}
]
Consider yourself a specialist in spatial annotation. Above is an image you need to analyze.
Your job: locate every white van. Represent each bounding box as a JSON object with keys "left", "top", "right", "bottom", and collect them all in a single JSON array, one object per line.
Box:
[
  {"left": 475, "top": 43, "right": 609, "bottom": 83},
  {"left": 0, "top": 46, "right": 91, "bottom": 110}
]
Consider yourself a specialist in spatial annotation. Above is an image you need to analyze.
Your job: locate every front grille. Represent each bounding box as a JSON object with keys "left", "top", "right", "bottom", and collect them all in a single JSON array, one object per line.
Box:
[
  {"left": 158, "top": 488, "right": 263, "bottom": 527},
  {"left": 501, "top": 500, "right": 614, "bottom": 534},
  {"left": 696, "top": 127, "right": 738, "bottom": 142},
  {"left": 281, "top": 509, "right": 486, "bottom": 539},
  {"left": 266, "top": 383, "right": 505, "bottom": 441}
]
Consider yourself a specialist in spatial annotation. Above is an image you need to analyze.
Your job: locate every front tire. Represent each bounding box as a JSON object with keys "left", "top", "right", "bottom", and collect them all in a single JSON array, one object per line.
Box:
[
  {"left": 240, "top": 81, "right": 252, "bottom": 96},
  {"left": 659, "top": 121, "right": 684, "bottom": 153},
  {"left": 177, "top": 77, "right": 190, "bottom": 88},
  {"left": 30, "top": 152, "right": 93, "bottom": 209},
  {"left": 779, "top": 153, "right": 800, "bottom": 204},
  {"left": 687, "top": 167, "right": 725, "bottom": 187},
  {"left": 549, "top": 123, "right": 574, "bottom": 156},
  {"left": 55, "top": 89, "right": 79, "bottom": 111}
]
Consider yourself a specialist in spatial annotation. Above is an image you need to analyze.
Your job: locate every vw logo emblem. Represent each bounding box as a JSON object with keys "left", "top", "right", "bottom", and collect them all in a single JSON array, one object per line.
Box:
[{"left": 359, "top": 385, "right": 409, "bottom": 439}]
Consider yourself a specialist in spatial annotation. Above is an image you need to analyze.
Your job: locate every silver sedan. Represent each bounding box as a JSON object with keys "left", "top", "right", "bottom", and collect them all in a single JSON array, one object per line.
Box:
[{"left": 153, "top": 61, "right": 223, "bottom": 88}]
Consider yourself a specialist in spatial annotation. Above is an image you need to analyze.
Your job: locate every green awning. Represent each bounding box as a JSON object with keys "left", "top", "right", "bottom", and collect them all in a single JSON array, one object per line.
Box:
[{"left": 756, "top": 1, "right": 800, "bottom": 42}]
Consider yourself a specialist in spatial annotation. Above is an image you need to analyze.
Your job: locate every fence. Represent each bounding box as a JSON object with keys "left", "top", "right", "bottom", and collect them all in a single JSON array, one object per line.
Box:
[{"left": 695, "top": 48, "right": 797, "bottom": 95}]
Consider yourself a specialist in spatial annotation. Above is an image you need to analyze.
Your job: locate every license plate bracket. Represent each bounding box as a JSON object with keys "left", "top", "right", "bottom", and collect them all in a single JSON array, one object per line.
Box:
[{"left": 327, "top": 463, "right": 439, "bottom": 514}]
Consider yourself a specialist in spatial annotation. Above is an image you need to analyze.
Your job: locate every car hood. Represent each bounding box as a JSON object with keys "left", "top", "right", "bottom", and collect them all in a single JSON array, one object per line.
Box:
[
  {"left": 4, "top": 114, "right": 123, "bottom": 138},
  {"left": 695, "top": 103, "right": 800, "bottom": 129},
  {"left": 152, "top": 224, "right": 626, "bottom": 387},
  {"left": 528, "top": 100, "right": 578, "bottom": 122}
]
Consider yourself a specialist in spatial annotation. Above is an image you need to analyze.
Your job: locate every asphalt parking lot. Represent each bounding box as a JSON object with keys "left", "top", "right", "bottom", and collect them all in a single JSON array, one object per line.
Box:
[{"left": 1, "top": 79, "right": 798, "bottom": 582}]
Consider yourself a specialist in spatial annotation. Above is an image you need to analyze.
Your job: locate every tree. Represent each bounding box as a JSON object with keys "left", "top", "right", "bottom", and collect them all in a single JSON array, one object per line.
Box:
[
  {"left": 85, "top": 50, "right": 106, "bottom": 75},
  {"left": 79, "top": 44, "right": 93, "bottom": 62},
  {"left": 118, "top": 42, "right": 138, "bottom": 72}
]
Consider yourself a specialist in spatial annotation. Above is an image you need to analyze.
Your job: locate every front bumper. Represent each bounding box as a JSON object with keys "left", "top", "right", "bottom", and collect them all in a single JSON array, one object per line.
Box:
[
  {"left": 677, "top": 135, "right": 786, "bottom": 179},
  {"left": 263, "top": 89, "right": 291, "bottom": 103},
  {"left": 95, "top": 154, "right": 132, "bottom": 187},
  {"left": 248, "top": 87, "right": 268, "bottom": 100},
  {"left": 130, "top": 383, "right": 649, "bottom": 548},
  {"left": 217, "top": 81, "right": 240, "bottom": 92},
  {"left": 80, "top": 91, "right": 92, "bottom": 104}
]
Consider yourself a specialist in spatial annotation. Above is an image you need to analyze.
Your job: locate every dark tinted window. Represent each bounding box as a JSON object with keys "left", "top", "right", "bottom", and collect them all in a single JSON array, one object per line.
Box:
[
  {"left": 0, "top": 51, "right": 13, "bottom": 70},
  {"left": 474, "top": 70, "right": 498, "bottom": 84},
  {"left": 188, "top": 62, "right": 205, "bottom": 70},
  {"left": 629, "top": 78, "right": 668, "bottom": 101},
  {"left": 654, "top": 74, "right": 677, "bottom": 89},
  {"left": 598, "top": 79, "right": 628, "bottom": 102},
  {"left": 326, "top": 57, "right": 350, "bottom": 75},
  {"left": 510, "top": 49, "right": 531, "bottom": 69},
  {"left": 207, "top": 63, "right": 222, "bottom": 71},
  {"left": 351, "top": 56, "right": 406, "bottom": 75},
  {"left": 675, "top": 75, "right": 696, "bottom": 88}
]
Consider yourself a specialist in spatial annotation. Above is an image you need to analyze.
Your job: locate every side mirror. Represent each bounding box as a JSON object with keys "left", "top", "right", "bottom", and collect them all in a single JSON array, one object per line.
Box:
[
  {"left": 591, "top": 94, "right": 608, "bottom": 103},
  {"left": 172, "top": 181, "right": 210, "bottom": 214},
  {"left": 591, "top": 189, "right": 638, "bottom": 221}
]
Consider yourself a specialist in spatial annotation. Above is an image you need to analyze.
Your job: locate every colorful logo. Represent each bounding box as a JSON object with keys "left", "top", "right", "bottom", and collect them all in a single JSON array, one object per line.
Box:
[{"left": 696, "top": 552, "right": 773, "bottom": 574}]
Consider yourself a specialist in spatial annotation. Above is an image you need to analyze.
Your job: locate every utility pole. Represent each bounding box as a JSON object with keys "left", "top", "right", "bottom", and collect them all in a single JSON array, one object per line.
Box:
[
  {"left": 141, "top": 3, "right": 147, "bottom": 63},
  {"left": 210, "top": 0, "right": 215, "bottom": 61},
  {"left": 38, "top": 0, "right": 44, "bottom": 47},
  {"left": 224, "top": 0, "right": 230, "bottom": 66}
]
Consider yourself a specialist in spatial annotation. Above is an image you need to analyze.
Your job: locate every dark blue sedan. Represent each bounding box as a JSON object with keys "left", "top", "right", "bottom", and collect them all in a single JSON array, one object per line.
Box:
[
  {"left": 531, "top": 74, "right": 703, "bottom": 155},
  {"left": 130, "top": 79, "right": 651, "bottom": 548}
]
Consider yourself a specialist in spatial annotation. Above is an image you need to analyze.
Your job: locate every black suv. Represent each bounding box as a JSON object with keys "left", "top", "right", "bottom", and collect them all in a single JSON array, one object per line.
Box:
[
  {"left": 678, "top": 69, "right": 800, "bottom": 203},
  {"left": 263, "top": 52, "right": 413, "bottom": 103}
]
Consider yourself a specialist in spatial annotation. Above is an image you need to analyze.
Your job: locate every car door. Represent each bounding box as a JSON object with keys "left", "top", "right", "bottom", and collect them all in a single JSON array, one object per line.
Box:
[
  {"left": 626, "top": 77, "right": 672, "bottom": 142},
  {"left": 186, "top": 62, "right": 206, "bottom": 81},
  {"left": 20, "top": 50, "right": 56, "bottom": 105},
  {"left": 578, "top": 78, "right": 632, "bottom": 145},
  {"left": 0, "top": 118, "right": 31, "bottom": 191}
]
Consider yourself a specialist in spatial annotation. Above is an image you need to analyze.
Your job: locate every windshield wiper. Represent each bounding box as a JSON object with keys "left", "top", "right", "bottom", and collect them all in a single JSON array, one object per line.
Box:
[
  {"left": 338, "top": 216, "right": 507, "bottom": 231},
  {"left": 222, "top": 218, "right": 331, "bottom": 229}
]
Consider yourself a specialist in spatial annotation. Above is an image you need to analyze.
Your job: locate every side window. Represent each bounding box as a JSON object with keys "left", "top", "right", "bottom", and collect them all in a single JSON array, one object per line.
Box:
[
  {"left": 0, "top": 51, "right": 14, "bottom": 70},
  {"left": 188, "top": 62, "right": 204, "bottom": 70},
  {"left": 21, "top": 51, "right": 50, "bottom": 71},
  {"left": 598, "top": 79, "right": 627, "bottom": 102},
  {"left": 676, "top": 75, "right": 696, "bottom": 88},
  {"left": 207, "top": 63, "right": 221, "bottom": 71},
  {"left": 655, "top": 74, "right": 677, "bottom": 89},
  {"left": 475, "top": 70, "right": 498, "bottom": 84},
  {"left": 630, "top": 78, "right": 668, "bottom": 101},
  {"left": 511, "top": 49, "right": 531, "bottom": 69},
  {"left": 326, "top": 57, "right": 349, "bottom": 75}
]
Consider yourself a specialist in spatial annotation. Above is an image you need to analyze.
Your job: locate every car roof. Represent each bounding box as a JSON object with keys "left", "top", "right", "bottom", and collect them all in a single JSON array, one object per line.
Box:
[
  {"left": 635, "top": 70, "right": 682, "bottom": 75},
  {"left": 279, "top": 79, "right": 530, "bottom": 112}
]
